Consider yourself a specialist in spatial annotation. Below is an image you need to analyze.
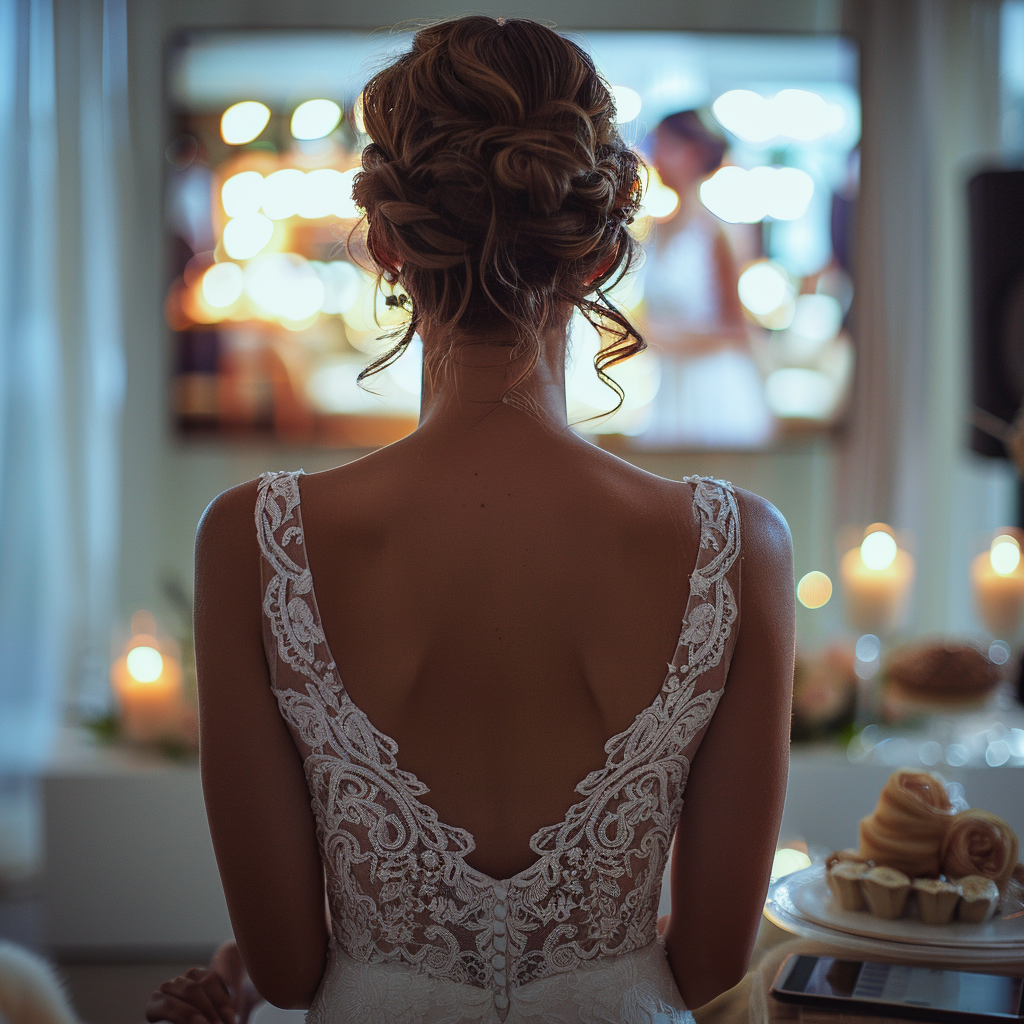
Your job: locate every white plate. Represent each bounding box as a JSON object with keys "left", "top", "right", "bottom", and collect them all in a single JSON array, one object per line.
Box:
[{"left": 765, "top": 866, "right": 1024, "bottom": 964}]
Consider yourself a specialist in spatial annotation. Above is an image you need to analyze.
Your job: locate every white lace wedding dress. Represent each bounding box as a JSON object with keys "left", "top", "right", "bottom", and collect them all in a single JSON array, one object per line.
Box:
[{"left": 255, "top": 471, "right": 742, "bottom": 1024}]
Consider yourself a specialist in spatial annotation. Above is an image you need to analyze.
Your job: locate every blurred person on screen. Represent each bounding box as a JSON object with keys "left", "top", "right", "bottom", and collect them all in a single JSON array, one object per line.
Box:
[{"left": 639, "top": 111, "right": 771, "bottom": 447}]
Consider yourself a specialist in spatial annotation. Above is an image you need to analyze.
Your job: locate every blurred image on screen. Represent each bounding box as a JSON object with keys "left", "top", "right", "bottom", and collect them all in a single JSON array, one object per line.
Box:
[{"left": 165, "top": 29, "right": 859, "bottom": 449}]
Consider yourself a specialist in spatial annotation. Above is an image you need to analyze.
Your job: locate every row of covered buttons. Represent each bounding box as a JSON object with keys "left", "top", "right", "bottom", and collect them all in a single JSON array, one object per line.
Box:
[{"left": 492, "top": 884, "right": 508, "bottom": 1011}]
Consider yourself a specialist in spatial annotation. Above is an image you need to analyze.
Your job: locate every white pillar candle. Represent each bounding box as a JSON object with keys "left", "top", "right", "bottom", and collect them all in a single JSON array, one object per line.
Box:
[
  {"left": 971, "top": 533, "right": 1024, "bottom": 637},
  {"left": 111, "top": 633, "right": 184, "bottom": 743},
  {"left": 839, "top": 525, "right": 914, "bottom": 634}
]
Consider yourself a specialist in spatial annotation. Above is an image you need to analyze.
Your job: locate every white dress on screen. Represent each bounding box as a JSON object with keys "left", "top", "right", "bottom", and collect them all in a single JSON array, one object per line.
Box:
[
  {"left": 640, "top": 215, "right": 772, "bottom": 447},
  {"left": 255, "top": 470, "right": 742, "bottom": 1024}
]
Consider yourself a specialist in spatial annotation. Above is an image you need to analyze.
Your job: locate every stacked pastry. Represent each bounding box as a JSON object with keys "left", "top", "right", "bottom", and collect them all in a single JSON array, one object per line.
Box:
[{"left": 825, "top": 770, "right": 1020, "bottom": 925}]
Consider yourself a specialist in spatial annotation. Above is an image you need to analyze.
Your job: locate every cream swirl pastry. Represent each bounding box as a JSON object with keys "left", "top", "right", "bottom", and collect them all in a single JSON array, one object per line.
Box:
[
  {"left": 941, "top": 809, "right": 1019, "bottom": 892},
  {"left": 858, "top": 770, "right": 955, "bottom": 877}
]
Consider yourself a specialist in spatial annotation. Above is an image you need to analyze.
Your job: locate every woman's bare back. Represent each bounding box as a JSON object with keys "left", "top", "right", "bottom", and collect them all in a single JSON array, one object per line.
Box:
[{"left": 296, "top": 420, "right": 701, "bottom": 881}]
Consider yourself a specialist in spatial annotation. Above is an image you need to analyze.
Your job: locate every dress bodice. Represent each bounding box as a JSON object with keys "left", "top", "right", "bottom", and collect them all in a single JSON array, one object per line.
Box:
[{"left": 255, "top": 471, "right": 742, "bottom": 1023}]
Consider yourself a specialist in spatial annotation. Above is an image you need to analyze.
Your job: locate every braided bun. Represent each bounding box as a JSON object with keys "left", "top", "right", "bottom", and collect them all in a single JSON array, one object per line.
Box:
[{"left": 351, "top": 17, "right": 644, "bottom": 406}]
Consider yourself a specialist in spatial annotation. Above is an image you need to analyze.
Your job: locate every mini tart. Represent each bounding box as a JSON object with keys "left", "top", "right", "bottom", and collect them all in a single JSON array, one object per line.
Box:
[
  {"left": 861, "top": 866, "right": 912, "bottom": 920},
  {"left": 826, "top": 849, "right": 869, "bottom": 873},
  {"left": 957, "top": 875, "right": 999, "bottom": 923},
  {"left": 912, "top": 877, "right": 960, "bottom": 925},
  {"left": 828, "top": 861, "right": 870, "bottom": 911}
]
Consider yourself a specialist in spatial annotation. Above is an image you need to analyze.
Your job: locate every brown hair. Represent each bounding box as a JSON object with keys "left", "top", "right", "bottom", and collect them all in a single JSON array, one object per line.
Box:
[{"left": 351, "top": 16, "right": 645, "bottom": 411}]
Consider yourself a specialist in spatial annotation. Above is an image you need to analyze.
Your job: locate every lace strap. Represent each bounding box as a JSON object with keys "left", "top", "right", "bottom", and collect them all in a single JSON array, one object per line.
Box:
[
  {"left": 255, "top": 471, "right": 326, "bottom": 691},
  {"left": 673, "top": 476, "right": 741, "bottom": 674}
]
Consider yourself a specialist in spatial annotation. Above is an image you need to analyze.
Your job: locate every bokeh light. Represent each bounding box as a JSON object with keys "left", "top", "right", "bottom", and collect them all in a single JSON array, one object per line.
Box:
[
  {"left": 990, "top": 534, "right": 1022, "bottom": 576},
  {"left": 312, "top": 260, "right": 363, "bottom": 314},
  {"left": 638, "top": 165, "right": 679, "bottom": 220},
  {"left": 738, "top": 261, "right": 792, "bottom": 316},
  {"left": 771, "top": 848, "right": 811, "bottom": 882},
  {"left": 333, "top": 168, "right": 361, "bottom": 218},
  {"left": 222, "top": 213, "right": 274, "bottom": 260},
  {"left": 262, "top": 168, "right": 305, "bottom": 220},
  {"left": 201, "top": 262, "right": 244, "bottom": 307},
  {"left": 612, "top": 85, "right": 642, "bottom": 123},
  {"left": 298, "top": 168, "right": 346, "bottom": 219},
  {"left": 860, "top": 529, "right": 898, "bottom": 571},
  {"left": 221, "top": 171, "right": 264, "bottom": 218},
  {"left": 855, "top": 633, "right": 881, "bottom": 662},
  {"left": 989, "top": 639, "right": 1011, "bottom": 665},
  {"left": 712, "top": 88, "right": 844, "bottom": 144},
  {"left": 243, "top": 252, "right": 325, "bottom": 322},
  {"left": 764, "top": 368, "right": 836, "bottom": 418},
  {"left": 126, "top": 645, "right": 164, "bottom": 683},
  {"left": 290, "top": 99, "right": 342, "bottom": 140},
  {"left": 699, "top": 165, "right": 814, "bottom": 224},
  {"left": 796, "top": 571, "right": 833, "bottom": 609},
  {"left": 789, "top": 294, "right": 842, "bottom": 345},
  {"left": 220, "top": 101, "right": 271, "bottom": 145}
]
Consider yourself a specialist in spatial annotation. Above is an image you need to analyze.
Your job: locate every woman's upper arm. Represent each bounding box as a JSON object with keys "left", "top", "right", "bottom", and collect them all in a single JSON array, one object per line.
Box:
[
  {"left": 194, "top": 481, "right": 329, "bottom": 1008},
  {"left": 663, "top": 488, "right": 795, "bottom": 1009}
]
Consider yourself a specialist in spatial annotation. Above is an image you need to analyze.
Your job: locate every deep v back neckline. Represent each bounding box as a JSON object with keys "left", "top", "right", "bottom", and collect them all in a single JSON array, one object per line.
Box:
[{"left": 287, "top": 470, "right": 715, "bottom": 886}]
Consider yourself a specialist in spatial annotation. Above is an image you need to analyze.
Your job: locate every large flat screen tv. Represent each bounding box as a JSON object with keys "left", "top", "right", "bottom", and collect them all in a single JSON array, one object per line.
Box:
[{"left": 165, "top": 28, "right": 859, "bottom": 450}]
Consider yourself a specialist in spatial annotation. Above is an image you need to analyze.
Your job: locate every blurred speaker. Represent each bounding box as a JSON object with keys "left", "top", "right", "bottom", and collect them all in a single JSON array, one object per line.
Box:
[{"left": 968, "top": 169, "right": 1024, "bottom": 458}]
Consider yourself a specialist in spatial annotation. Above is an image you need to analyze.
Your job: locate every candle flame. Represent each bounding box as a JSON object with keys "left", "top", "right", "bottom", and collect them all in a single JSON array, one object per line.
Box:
[
  {"left": 860, "top": 528, "right": 897, "bottom": 571},
  {"left": 126, "top": 645, "right": 164, "bottom": 683},
  {"left": 990, "top": 534, "right": 1021, "bottom": 577}
]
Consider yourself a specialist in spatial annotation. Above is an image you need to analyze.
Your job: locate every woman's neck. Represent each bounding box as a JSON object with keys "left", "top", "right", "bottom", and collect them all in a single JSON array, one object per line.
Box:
[{"left": 413, "top": 319, "right": 572, "bottom": 442}]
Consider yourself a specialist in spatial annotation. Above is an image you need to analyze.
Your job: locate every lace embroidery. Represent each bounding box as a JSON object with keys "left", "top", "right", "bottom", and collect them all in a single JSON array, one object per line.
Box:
[{"left": 256, "top": 471, "right": 740, "bottom": 1021}]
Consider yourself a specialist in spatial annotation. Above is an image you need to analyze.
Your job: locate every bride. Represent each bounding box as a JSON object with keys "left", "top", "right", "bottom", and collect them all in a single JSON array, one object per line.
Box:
[{"left": 147, "top": 16, "right": 794, "bottom": 1024}]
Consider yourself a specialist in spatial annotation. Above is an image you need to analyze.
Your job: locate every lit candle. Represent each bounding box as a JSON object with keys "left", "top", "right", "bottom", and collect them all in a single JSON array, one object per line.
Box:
[
  {"left": 111, "top": 631, "right": 184, "bottom": 743},
  {"left": 839, "top": 524, "right": 914, "bottom": 633},
  {"left": 971, "top": 532, "right": 1024, "bottom": 637}
]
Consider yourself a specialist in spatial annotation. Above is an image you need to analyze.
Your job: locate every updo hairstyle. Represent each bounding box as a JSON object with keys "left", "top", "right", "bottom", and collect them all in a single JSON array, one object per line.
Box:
[{"left": 352, "top": 16, "right": 645, "bottom": 409}]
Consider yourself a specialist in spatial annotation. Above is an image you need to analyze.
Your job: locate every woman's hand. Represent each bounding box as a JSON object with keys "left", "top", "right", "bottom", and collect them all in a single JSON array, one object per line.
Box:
[{"left": 146, "top": 941, "right": 263, "bottom": 1024}]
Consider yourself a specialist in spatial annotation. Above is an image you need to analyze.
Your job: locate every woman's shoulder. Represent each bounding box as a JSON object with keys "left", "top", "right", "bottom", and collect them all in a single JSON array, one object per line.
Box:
[
  {"left": 730, "top": 485, "right": 791, "bottom": 553},
  {"left": 195, "top": 472, "right": 302, "bottom": 571}
]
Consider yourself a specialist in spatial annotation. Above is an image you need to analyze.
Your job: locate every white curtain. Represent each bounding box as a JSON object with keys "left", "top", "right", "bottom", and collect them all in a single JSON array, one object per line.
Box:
[{"left": 0, "top": 0, "right": 126, "bottom": 778}]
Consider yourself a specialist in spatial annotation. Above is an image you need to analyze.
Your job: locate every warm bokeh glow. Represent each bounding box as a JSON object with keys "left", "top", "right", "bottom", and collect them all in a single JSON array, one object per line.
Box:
[
  {"left": 222, "top": 213, "right": 274, "bottom": 260},
  {"left": 262, "top": 168, "right": 305, "bottom": 220},
  {"left": 201, "top": 262, "right": 244, "bottom": 307},
  {"left": 220, "top": 101, "right": 271, "bottom": 145},
  {"left": 637, "top": 165, "right": 679, "bottom": 221},
  {"left": 334, "top": 167, "right": 361, "bottom": 218},
  {"left": 298, "top": 168, "right": 347, "bottom": 219},
  {"left": 764, "top": 368, "right": 836, "bottom": 419},
  {"left": 290, "top": 98, "right": 342, "bottom": 140},
  {"left": 221, "top": 171, "right": 264, "bottom": 217},
  {"left": 796, "top": 571, "right": 833, "bottom": 609},
  {"left": 860, "top": 528, "right": 898, "bottom": 571},
  {"left": 126, "top": 645, "right": 164, "bottom": 683},
  {"left": 990, "top": 534, "right": 1022, "bottom": 576},
  {"left": 789, "top": 294, "right": 842, "bottom": 345},
  {"left": 244, "top": 252, "right": 325, "bottom": 322},
  {"left": 770, "top": 847, "right": 811, "bottom": 882},
  {"left": 699, "top": 165, "right": 814, "bottom": 224},
  {"left": 738, "top": 260, "right": 793, "bottom": 316},
  {"left": 611, "top": 85, "right": 642, "bottom": 123},
  {"left": 712, "top": 88, "right": 844, "bottom": 144}
]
